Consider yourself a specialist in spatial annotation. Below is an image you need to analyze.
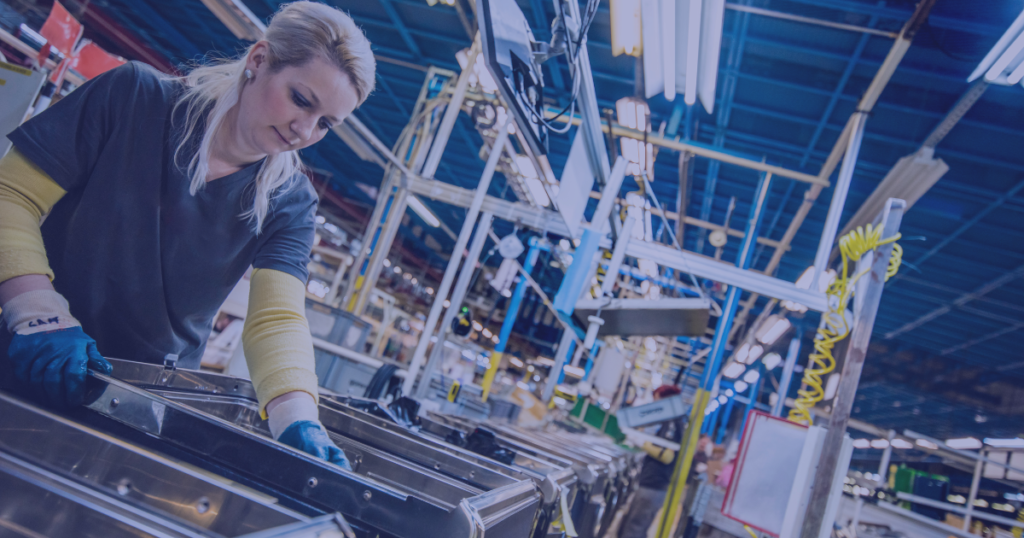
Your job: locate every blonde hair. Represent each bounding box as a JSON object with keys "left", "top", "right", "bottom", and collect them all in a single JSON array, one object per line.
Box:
[{"left": 174, "top": 1, "right": 375, "bottom": 232}]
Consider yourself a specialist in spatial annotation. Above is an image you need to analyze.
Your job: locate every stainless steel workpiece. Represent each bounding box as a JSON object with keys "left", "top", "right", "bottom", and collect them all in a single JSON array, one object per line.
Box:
[
  {"left": 0, "top": 391, "right": 308, "bottom": 538},
  {"left": 97, "top": 359, "right": 544, "bottom": 538}
]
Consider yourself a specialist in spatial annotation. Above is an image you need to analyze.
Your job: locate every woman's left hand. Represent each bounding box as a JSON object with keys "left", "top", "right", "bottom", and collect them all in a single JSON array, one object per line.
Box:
[
  {"left": 277, "top": 420, "right": 352, "bottom": 470},
  {"left": 266, "top": 391, "right": 351, "bottom": 471}
]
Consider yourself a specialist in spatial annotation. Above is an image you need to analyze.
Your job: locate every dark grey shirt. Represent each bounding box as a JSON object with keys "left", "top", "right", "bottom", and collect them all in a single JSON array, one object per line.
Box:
[{"left": 6, "top": 62, "right": 318, "bottom": 368}]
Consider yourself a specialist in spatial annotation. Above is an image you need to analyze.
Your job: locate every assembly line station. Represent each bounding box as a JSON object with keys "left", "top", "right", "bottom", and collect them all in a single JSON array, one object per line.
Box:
[{"left": 0, "top": 0, "right": 1022, "bottom": 537}]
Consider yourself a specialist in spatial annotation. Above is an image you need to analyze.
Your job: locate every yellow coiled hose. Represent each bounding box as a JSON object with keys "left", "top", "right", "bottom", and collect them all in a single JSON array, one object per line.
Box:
[{"left": 788, "top": 224, "right": 902, "bottom": 425}]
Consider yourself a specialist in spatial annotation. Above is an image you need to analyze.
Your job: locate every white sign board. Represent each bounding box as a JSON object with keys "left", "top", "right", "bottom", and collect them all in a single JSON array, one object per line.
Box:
[
  {"left": 555, "top": 132, "right": 595, "bottom": 239},
  {"left": 0, "top": 62, "right": 45, "bottom": 158},
  {"left": 722, "top": 411, "right": 852, "bottom": 538}
]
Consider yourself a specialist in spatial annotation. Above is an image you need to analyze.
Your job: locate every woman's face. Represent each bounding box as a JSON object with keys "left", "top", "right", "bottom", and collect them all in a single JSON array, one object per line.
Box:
[{"left": 238, "top": 44, "right": 360, "bottom": 157}]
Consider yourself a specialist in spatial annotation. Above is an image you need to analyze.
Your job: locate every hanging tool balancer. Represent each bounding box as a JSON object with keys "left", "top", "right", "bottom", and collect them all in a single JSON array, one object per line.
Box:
[{"left": 452, "top": 305, "right": 473, "bottom": 337}]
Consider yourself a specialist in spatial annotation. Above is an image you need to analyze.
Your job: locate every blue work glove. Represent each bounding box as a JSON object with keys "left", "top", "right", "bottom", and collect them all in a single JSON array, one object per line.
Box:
[
  {"left": 277, "top": 420, "right": 353, "bottom": 471},
  {"left": 7, "top": 326, "right": 113, "bottom": 409}
]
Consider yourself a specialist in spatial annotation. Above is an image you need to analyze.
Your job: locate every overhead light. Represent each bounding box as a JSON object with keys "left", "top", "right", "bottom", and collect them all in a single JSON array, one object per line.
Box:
[
  {"left": 523, "top": 177, "right": 551, "bottom": 207},
  {"left": 756, "top": 316, "right": 792, "bottom": 345},
  {"left": 733, "top": 381, "right": 748, "bottom": 393},
  {"left": 742, "top": 369, "right": 760, "bottom": 384},
  {"left": 534, "top": 356, "right": 556, "bottom": 367},
  {"left": 747, "top": 345, "right": 763, "bottom": 362},
  {"left": 947, "top": 494, "right": 967, "bottom": 504},
  {"left": 482, "top": 328, "right": 493, "bottom": 338},
  {"left": 383, "top": 259, "right": 391, "bottom": 267},
  {"left": 973, "top": 499, "right": 989, "bottom": 508},
  {"left": 984, "top": 437, "right": 1024, "bottom": 448},
  {"left": 782, "top": 299, "right": 808, "bottom": 313},
  {"left": 394, "top": 266, "right": 402, "bottom": 274},
  {"left": 443, "top": 299, "right": 451, "bottom": 308},
  {"left": 735, "top": 343, "right": 751, "bottom": 364},
  {"left": 509, "top": 357, "right": 524, "bottom": 368},
  {"left": 795, "top": 266, "right": 836, "bottom": 293},
  {"left": 426, "top": 287, "right": 434, "bottom": 295},
  {"left": 491, "top": 335, "right": 500, "bottom": 344},
  {"left": 724, "top": 389, "right": 734, "bottom": 397},
  {"left": 945, "top": 437, "right": 982, "bottom": 450},
  {"left": 891, "top": 438, "right": 913, "bottom": 449},
  {"left": 472, "top": 321, "right": 483, "bottom": 331},
  {"left": 841, "top": 148, "right": 948, "bottom": 238},
  {"left": 643, "top": 337, "right": 658, "bottom": 352},
  {"left": 616, "top": 97, "right": 655, "bottom": 177},
  {"left": 717, "top": 395, "right": 728, "bottom": 404},
  {"left": 610, "top": 0, "right": 642, "bottom": 56},
  {"left": 852, "top": 439, "right": 871, "bottom": 449},
  {"left": 762, "top": 353, "right": 782, "bottom": 371},
  {"left": 993, "top": 503, "right": 1016, "bottom": 513},
  {"left": 823, "top": 373, "right": 841, "bottom": 401},
  {"left": 407, "top": 196, "right": 441, "bottom": 227},
  {"left": 968, "top": 9, "right": 1024, "bottom": 86},
  {"left": 563, "top": 365, "right": 585, "bottom": 378},
  {"left": 915, "top": 438, "right": 938, "bottom": 450},
  {"left": 639, "top": 0, "right": 723, "bottom": 109},
  {"left": 723, "top": 362, "right": 745, "bottom": 379},
  {"left": 199, "top": 0, "right": 266, "bottom": 41},
  {"left": 870, "top": 439, "right": 890, "bottom": 449}
]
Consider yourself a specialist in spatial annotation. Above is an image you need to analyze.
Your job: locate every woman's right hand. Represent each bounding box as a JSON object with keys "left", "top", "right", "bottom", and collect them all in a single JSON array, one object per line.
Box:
[
  {"left": 8, "top": 326, "right": 112, "bottom": 408},
  {"left": 1, "top": 286, "right": 113, "bottom": 409}
]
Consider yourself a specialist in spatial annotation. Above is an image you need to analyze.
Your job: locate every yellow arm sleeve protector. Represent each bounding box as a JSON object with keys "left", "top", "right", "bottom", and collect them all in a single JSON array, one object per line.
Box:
[
  {"left": 642, "top": 441, "right": 676, "bottom": 465},
  {"left": 242, "top": 268, "right": 320, "bottom": 418},
  {"left": 0, "top": 148, "right": 66, "bottom": 284}
]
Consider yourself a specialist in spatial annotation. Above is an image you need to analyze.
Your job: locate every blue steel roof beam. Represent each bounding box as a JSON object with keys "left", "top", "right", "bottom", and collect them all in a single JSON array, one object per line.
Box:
[
  {"left": 778, "top": 0, "right": 1002, "bottom": 36},
  {"left": 752, "top": 8, "right": 880, "bottom": 267},
  {"left": 111, "top": 0, "right": 203, "bottom": 60},
  {"left": 696, "top": 0, "right": 756, "bottom": 255},
  {"left": 377, "top": 0, "right": 423, "bottom": 59},
  {"left": 887, "top": 177, "right": 1024, "bottom": 286},
  {"left": 711, "top": 102, "right": 1024, "bottom": 173},
  {"left": 883, "top": 263, "right": 1024, "bottom": 340}
]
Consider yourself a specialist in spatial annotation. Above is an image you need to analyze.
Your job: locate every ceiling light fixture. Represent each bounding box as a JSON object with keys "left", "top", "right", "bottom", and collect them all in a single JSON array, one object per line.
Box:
[
  {"left": 199, "top": 0, "right": 266, "bottom": 41},
  {"left": 968, "top": 9, "right": 1024, "bottom": 86},
  {"left": 983, "top": 437, "right": 1024, "bottom": 448},
  {"left": 762, "top": 353, "right": 782, "bottom": 371},
  {"left": 747, "top": 344, "right": 763, "bottom": 362},
  {"left": 945, "top": 437, "right": 982, "bottom": 450},
  {"left": 756, "top": 316, "right": 792, "bottom": 345},
  {"left": 610, "top": 0, "right": 642, "bottom": 57},
  {"left": 890, "top": 439, "right": 913, "bottom": 449},
  {"left": 742, "top": 369, "right": 760, "bottom": 384},
  {"left": 735, "top": 343, "right": 751, "bottom": 364},
  {"left": 722, "top": 362, "right": 745, "bottom": 379},
  {"left": 733, "top": 380, "right": 748, "bottom": 393}
]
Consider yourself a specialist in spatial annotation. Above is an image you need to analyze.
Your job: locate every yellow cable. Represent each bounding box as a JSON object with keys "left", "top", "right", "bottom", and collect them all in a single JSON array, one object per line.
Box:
[
  {"left": 788, "top": 224, "right": 902, "bottom": 425},
  {"left": 1012, "top": 506, "right": 1022, "bottom": 538}
]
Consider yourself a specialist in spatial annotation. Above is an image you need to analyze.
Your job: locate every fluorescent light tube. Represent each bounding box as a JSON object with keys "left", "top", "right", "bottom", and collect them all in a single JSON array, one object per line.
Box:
[
  {"left": 697, "top": 0, "right": 725, "bottom": 113},
  {"left": 762, "top": 352, "right": 782, "bottom": 370},
  {"left": 968, "top": 10, "right": 1024, "bottom": 84},
  {"left": 757, "top": 316, "right": 792, "bottom": 345},
  {"left": 641, "top": 0, "right": 664, "bottom": 98},
  {"left": 723, "top": 362, "right": 745, "bottom": 378},
  {"left": 407, "top": 196, "right": 441, "bottom": 227},
  {"left": 610, "top": 0, "right": 642, "bottom": 56},
  {"left": 984, "top": 437, "right": 1024, "bottom": 448},
  {"left": 742, "top": 369, "right": 760, "bottom": 383},
  {"left": 945, "top": 437, "right": 982, "bottom": 450},
  {"left": 840, "top": 147, "right": 948, "bottom": 237},
  {"left": 679, "top": 0, "right": 702, "bottom": 105},
  {"left": 733, "top": 381, "right": 748, "bottom": 393},
  {"left": 661, "top": 0, "right": 676, "bottom": 100}
]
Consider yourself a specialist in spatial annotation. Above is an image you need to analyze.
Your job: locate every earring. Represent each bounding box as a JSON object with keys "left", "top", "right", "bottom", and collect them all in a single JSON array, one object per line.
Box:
[{"left": 244, "top": 69, "right": 253, "bottom": 80}]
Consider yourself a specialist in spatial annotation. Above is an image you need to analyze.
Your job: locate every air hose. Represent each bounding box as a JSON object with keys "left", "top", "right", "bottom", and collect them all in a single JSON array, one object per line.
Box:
[{"left": 788, "top": 224, "right": 902, "bottom": 425}]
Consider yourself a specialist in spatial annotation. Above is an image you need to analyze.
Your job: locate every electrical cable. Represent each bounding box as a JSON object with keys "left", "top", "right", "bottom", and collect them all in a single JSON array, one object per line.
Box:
[{"left": 788, "top": 223, "right": 902, "bottom": 425}]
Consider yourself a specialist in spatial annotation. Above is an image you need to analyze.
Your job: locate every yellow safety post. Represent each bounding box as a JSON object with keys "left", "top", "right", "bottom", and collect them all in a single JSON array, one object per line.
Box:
[{"left": 655, "top": 389, "right": 711, "bottom": 538}]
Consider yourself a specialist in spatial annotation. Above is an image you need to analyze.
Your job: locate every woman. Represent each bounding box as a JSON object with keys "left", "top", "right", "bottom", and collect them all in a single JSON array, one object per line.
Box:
[{"left": 0, "top": 1, "right": 375, "bottom": 469}]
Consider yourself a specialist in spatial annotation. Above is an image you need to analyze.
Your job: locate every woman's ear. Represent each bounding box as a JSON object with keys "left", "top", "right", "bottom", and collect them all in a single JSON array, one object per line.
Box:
[{"left": 245, "top": 41, "right": 271, "bottom": 74}]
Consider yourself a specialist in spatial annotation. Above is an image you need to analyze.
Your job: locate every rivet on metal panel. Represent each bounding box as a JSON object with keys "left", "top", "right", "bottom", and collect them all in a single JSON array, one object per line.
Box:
[
  {"left": 116, "top": 479, "right": 131, "bottom": 496},
  {"left": 110, "top": 398, "right": 119, "bottom": 408},
  {"left": 307, "top": 477, "right": 318, "bottom": 488},
  {"left": 363, "top": 490, "right": 372, "bottom": 501},
  {"left": 195, "top": 497, "right": 211, "bottom": 514},
  {"left": 434, "top": 463, "right": 441, "bottom": 471}
]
